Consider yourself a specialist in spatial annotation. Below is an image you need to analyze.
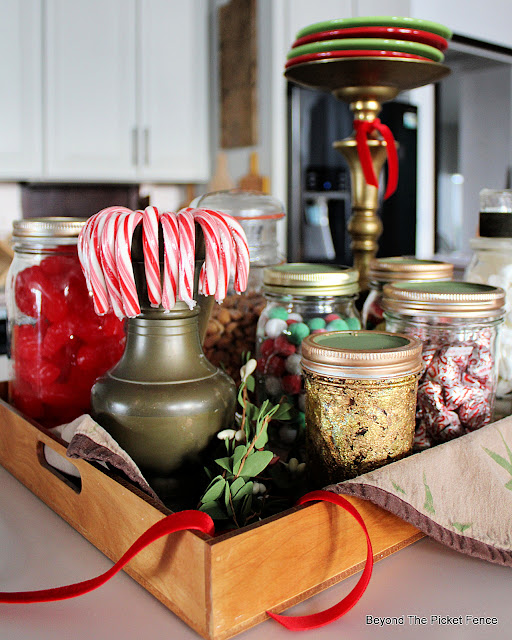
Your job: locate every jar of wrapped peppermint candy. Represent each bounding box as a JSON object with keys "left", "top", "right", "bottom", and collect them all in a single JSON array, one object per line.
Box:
[
  {"left": 255, "top": 263, "right": 360, "bottom": 434},
  {"left": 382, "top": 281, "right": 505, "bottom": 450}
]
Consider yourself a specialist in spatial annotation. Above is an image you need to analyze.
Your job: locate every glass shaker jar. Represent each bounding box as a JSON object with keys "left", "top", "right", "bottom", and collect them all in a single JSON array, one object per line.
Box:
[
  {"left": 196, "top": 190, "right": 285, "bottom": 383},
  {"left": 362, "top": 257, "right": 454, "bottom": 330},
  {"left": 301, "top": 331, "right": 422, "bottom": 485},
  {"left": 6, "top": 218, "right": 126, "bottom": 427},
  {"left": 383, "top": 281, "right": 505, "bottom": 450},
  {"left": 465, "top": 189, "right": 512, "bottom": 398},
  {"left": 256, "top": 263, "right": 360, "bottom": 433}
]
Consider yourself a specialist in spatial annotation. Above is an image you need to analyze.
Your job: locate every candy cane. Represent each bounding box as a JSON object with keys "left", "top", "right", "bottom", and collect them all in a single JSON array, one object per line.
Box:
[
  {"left": 142, "top": 206, "right": 162, "bottom": 308},
  {"left": 160, "top": 212, "right": 180, "bottom": 310},
  {"left": 199, "top": 208, "right": 235, "bottom": 302},
  {"left": 99, "top": 207, "right": 130, "bottom": 319},
  {"left": 193, "top": 209, "right": 221, "bottom": 298},
  {"left": 86, "top": 212, "right": 113, "bottom": 315},
  {"left": 205, "top": 209, "right": 250, "bottom": 293},
  {"left": 116, "top": 210, "right": 143, "bottom": 317},
  {"left": 78, "top": 210, "right": 103, "bottom": 296},
  {"left": 177, "top": 208, "right": 196, "bottom": 309}
]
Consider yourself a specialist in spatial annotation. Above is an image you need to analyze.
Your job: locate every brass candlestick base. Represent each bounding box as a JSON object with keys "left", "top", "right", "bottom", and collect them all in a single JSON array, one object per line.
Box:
[{"left": 285, "top": 57, "right": 450, "bottom": 289}]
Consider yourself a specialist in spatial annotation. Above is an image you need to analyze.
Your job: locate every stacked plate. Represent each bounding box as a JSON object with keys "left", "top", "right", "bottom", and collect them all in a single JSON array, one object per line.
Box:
[{"left": 285, "top": 16, "right": 452, "bottom": 69}]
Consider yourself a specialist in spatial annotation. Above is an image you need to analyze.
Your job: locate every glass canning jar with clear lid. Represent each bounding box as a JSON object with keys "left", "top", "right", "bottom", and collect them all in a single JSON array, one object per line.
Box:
[
  {"left": 6, "top": 218, "right": 126, "bottom": 427},
  {"left": 382, "top": 281, "right": 505, "bottom": 450},
  {"left": 301, "top": 330, "right": 422, "bottom": 485},
  {"left": 196, "top": 189, "right": 285, "bottom": 383},
  {"left": 362, "top": 257, "right": 454, "bottom": 330},
  {"left": 255, "top": 263, "right": 360, "bottom": 434},
  {"left": 465, "top": 189, "right": 512, "bottom": 397}
]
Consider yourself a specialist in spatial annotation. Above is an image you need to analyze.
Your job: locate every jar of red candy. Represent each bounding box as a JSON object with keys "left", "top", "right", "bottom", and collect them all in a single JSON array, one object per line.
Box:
[
  {"left": 256, "top": 263, "right": 360, "bottom": 435},
  {"left": 362, "top": 257, "right": 454, "bottom": 330},
  {"left": 6, "top": 218, "right": 126, "bottom": 427},
  {"left": 382, "top": 281, "right": 505, "bottom": 450}
]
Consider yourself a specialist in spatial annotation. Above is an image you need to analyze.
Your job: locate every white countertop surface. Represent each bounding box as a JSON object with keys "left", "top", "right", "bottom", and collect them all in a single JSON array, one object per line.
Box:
[{"left": 0, "top": 463, "right": 510, "bottom": 640}]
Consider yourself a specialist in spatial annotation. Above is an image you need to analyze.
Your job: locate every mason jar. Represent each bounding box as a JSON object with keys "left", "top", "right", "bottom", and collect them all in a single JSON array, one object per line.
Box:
[
  {"left": 301, "top": 330, "right": 422, "bottom": 486},
  {"left": 465, "top": 189, "right": 512, "bottom": 399},
  {"left": 383, "top": 281, "right": 505, "bottom": 450},
  {"left": 362, "top": 257, "right": 454, "bottom": 330},
  {"left": 6, "top": 218, "right": 126, "bottom": 427},
  {"left": 196, "top": 190, "right": 285, "bottom": 383},
  {"left": 255, "top": 263, "right": 360, "bottom": 434}
]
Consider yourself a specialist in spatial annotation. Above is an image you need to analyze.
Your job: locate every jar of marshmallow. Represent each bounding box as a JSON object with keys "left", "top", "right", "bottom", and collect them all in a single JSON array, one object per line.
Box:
[{"left": 465, "top": 189, "right": 512, "bottom": 399}]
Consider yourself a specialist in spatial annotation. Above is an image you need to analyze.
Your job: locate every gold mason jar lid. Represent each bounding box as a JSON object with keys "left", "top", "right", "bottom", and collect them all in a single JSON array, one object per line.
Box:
[
  {"left": 263, "top": 263, "right": 359, "bottom": 296},
  {"left": 13, "top": 217, "right": 88, "bottom": 239},
  {"left": 368, "top": 256, "right": 454, "bottom": 283},
  {"left": 301, "top": 330, "right": 423, "bottom": 379},
  {"left": 382, "top": 281, "right": 505, "bottom": 318}
]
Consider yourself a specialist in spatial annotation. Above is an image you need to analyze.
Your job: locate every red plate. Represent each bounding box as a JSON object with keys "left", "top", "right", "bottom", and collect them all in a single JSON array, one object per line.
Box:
[
  {"left": 284, "top": 49, "right": 431, "bottom": 69},
  {"left": 292, "top": 26, "right": 448, "bottom": 51}
]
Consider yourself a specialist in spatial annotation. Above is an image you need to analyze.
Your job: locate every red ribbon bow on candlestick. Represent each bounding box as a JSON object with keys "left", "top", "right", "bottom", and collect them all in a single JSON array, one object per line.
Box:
[
  {"left": 0, "top": 490, "right": 373, "bottom": 631},
  {"left": 353, "top": 117, "right": 399, "bottom": 200}
]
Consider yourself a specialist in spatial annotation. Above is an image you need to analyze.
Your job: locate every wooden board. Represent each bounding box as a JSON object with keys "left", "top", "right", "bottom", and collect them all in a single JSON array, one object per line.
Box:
[
  {"left": 219, "top": 0, "right": 258, "bottom": 148},
  {"left": 0, "top": 392, "right": 423, "bottom": 640}
]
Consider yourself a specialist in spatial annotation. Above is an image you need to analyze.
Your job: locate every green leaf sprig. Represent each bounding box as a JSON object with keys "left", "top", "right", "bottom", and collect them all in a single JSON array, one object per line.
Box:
[{"left": 198, "top": 356, "right": 294, "bottom": 528}]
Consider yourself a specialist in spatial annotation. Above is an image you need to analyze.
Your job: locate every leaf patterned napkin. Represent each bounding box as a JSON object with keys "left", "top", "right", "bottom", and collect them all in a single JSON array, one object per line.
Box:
[{"left": 328, "top": 415, "right": 512, "bottom": 566}]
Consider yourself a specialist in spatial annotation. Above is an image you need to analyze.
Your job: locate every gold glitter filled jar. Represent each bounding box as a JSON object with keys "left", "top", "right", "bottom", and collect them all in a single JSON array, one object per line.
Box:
[{"left": 301, "top": 330, "right": 422, "bottom": 486}]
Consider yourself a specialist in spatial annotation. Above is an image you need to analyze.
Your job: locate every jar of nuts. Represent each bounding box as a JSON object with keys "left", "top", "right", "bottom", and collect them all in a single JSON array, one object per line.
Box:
[
  {"left": 197, "top": 190, "right": 285, "bottom": 383},
  {"left": 256, "top": 263, "right": 361, "bottom": 435}
]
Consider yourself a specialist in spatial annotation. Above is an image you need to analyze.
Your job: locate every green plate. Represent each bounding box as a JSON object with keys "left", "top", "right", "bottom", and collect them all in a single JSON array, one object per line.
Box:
[
  {"left": 296, "top": 16, "right": 452, "bottom": 40},
  {"left": 287, "top": 38, "right": 444, "bottom": 63}
]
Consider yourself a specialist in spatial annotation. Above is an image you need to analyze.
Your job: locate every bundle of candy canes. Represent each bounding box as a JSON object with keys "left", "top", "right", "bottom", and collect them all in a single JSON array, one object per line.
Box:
[
  {"left": 408, "top": 327, "right": 495, "bottom": 450},
  {"left": 78, "top": 206, "right": 250, "bottom": 319}
]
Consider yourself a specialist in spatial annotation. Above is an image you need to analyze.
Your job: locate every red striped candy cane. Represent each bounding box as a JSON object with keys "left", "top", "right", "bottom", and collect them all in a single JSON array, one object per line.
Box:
[
  {"left": 142, "top": 206, "right": 162, "bottom": 308},
  {"left": 177, "top": 208, "right": 196, "bottom": 309},
  {"left": 116, "top": 210, "right": 143, "bottom": 317},
  {"left": 160, "top": 211, "right": 180, "bottom": 310},
  {"left": 206, "top": 210, "right": 250, "bottom": 293},
  {"left": 193, "top": 209, "right": 221, "bottom": 298},
  {"left": 87, "top": 213, "right": 112, "bottom": 315},
  {"left": 200, "top": 208, "right": 235, "bottom": 302},
  {"left": 99, "top": 207, "right": 130, "bottom": 319}
]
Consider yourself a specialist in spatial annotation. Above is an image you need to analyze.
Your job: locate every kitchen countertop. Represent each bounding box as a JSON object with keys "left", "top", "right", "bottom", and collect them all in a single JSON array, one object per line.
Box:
[{"left": 0, "top": 463, "right": 510, "bottom": 640}]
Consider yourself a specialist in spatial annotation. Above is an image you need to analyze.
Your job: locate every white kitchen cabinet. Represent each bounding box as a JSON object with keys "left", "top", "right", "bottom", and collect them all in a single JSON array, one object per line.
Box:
[
  {"left": 45, "top": 0, "right": 138, "bottom": 180},
  {"left": 0, "top": 0, "right": 210, "bottom": 183},
  {"left": 0, "top": 0, "right": 42, "bottom": 179},
  {"left": 138, "top": 0, "right": 210, "bottom": 182}
]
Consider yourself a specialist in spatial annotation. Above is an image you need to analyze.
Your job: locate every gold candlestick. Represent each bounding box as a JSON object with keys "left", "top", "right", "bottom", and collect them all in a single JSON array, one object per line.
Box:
[{"left": 285, "top": 57, "right": 450, "bottom": 290}]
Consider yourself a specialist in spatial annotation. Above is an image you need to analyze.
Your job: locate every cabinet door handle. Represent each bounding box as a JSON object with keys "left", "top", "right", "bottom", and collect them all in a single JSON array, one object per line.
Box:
[
  {"left": 131, "top": 127, "right": 138, "bottom": 166},
  {"left": 144, "top": 128, "right": 150, "bottom": 165}
]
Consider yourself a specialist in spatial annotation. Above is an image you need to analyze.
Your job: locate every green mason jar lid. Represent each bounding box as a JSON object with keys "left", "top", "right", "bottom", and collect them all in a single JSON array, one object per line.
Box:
[
  {"left": 301, "top": 330, "right": 423, "bottom": 378},
  {"left": 263, "top": 263, "right": 359, "bottom": 296},
  {"left": 382, "top": 281, "right": 505, "bottom": 318}
]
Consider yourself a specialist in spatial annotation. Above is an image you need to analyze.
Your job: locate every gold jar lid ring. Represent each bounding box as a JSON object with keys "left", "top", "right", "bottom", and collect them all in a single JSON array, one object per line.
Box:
[
  {"left": 301, "top": 330, "right": 422, "bottom": 379},
  {"left": 13, "top": 217, "right": 88, "bottom": 239},
  {"left": 382, "top": 281, "right": 505, "bottom": 317},
  {"left": 263, "top": 263, "right": 359, "bottom": 296},
  {"left": 368, "top": 256, "right": 454, "bottom": 283}
]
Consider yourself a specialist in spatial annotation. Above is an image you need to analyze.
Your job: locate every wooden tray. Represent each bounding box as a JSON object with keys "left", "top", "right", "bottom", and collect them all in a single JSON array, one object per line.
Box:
[{"left": 0, "top": 389, "right": 423, "bottom": 640}]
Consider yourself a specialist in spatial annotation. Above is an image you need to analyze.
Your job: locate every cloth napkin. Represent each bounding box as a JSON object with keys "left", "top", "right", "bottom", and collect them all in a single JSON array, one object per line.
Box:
[{"left": 328, "top": 415, "right": 512, "bottom": 567}]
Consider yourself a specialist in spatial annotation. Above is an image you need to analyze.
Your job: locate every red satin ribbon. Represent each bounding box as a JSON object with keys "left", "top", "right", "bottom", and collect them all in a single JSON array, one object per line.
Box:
[
  {"left": 353, "top": 118, "right": 399, "bottom": 200},
  {"left": 0, "top": 490, "right": 373, "bottom": 632}
]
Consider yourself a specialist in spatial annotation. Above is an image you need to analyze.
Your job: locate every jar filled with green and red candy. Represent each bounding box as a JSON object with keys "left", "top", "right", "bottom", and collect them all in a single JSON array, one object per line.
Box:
[
  {"left": 6, "top": 218, "right": 126, "bottom": 427},
  {"left": 255, "top": 263, "right": 360, "bottom": 435}
]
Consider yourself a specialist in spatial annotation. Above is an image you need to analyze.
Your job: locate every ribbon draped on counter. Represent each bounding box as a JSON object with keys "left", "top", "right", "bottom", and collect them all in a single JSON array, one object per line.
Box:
[{"left": 0, "top": 490, "right": 373, "bottom": 631}]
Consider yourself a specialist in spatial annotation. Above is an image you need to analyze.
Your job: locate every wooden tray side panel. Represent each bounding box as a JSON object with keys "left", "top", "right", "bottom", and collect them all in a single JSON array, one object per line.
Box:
[
  {"left": 0, "top": 401, "right": 210, "bottom": 638},
  {"left": 208, "top": 498, "right": 422, "bottom": 640}
]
